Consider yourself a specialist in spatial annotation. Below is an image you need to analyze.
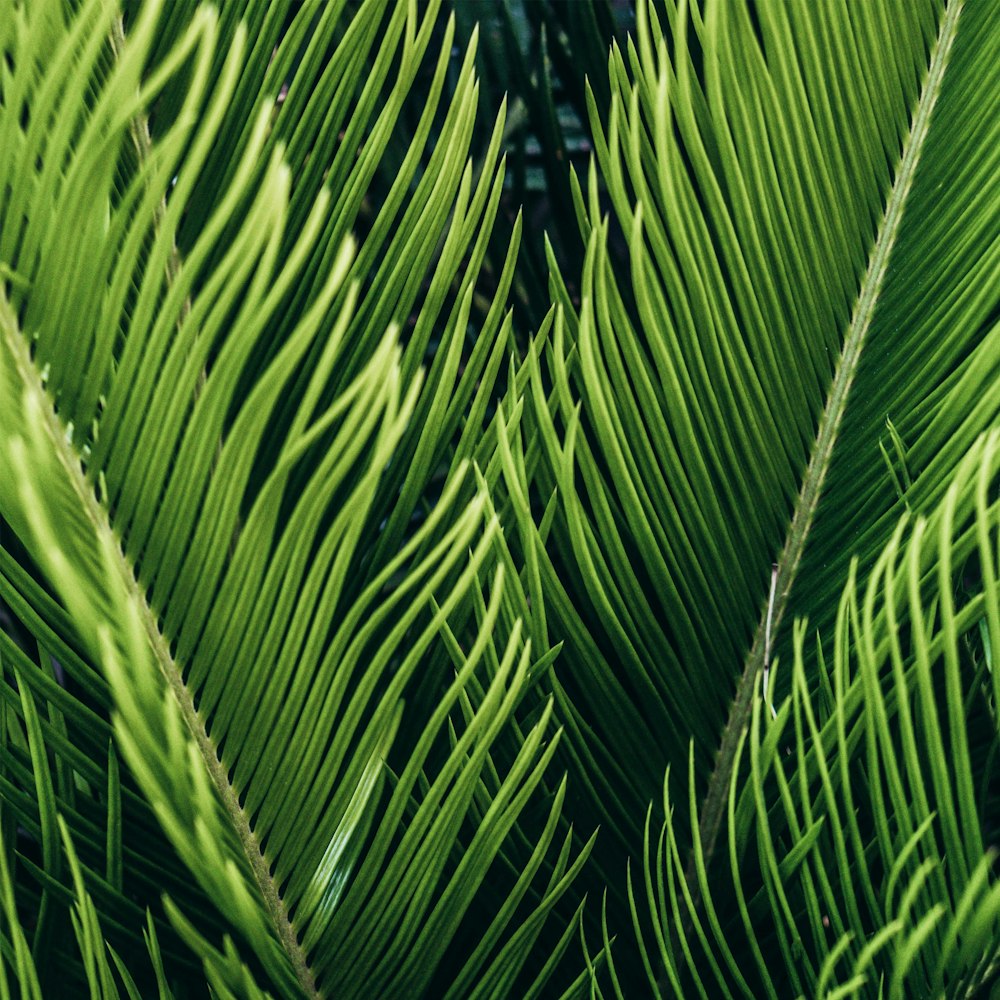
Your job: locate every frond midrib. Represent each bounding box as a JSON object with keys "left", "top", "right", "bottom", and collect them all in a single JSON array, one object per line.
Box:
[
  {"left": 690, "top": 0, "right": 965, "bottom": 891},
  {"left": 0, "top": 320, "right": 320, "bottom": 998}
]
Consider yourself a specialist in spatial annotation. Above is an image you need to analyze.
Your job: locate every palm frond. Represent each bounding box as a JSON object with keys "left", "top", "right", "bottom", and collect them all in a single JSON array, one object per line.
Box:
[
  {"left": 614, "top": 430, "right": 1000, "bottom": 997},
  {"left": 497, "top": 0, "right": 1000, "bottom": 989},
  {"left": 0, "top": 0, "right": 581, "bottom": 995}
]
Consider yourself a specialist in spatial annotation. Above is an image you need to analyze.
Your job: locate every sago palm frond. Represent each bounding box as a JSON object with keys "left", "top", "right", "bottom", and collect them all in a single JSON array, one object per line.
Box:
[
  {"left": 0, "top": 0, "right": 586, "bottom": 996},
  {"left": 494, "top": 0, "right": 1000, "bottom": 994},
  {"left": 620, "top": 432, "right": 1000, "bottom": 997}
]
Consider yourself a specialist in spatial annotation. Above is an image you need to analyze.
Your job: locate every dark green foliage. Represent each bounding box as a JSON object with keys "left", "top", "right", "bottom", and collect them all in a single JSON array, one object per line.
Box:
[{"left": 1, "top": 1, "right": 999, "bottom": 998}]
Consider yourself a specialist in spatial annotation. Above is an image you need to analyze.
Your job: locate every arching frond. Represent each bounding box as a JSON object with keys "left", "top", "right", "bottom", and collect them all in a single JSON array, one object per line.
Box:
[
  {"left": 0, "top": 0, "right": 583, "bottom": 995},
  {"left": 613, "top": 431, "right": 1000, "bottom": 998},
  {"left": 499, "top": 0, "right": 1000, "bottom": 989}
]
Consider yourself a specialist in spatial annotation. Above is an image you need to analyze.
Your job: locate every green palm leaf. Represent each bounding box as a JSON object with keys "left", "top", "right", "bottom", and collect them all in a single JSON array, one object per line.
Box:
[
  {"left": 617, "top": 431, "right": 1000, "bottom": 997},
  {"left": 0, "top": 0, "right": 585, "bottom": 995},
  {"left": 497, "top": 0, "right": 1000, "bottom": 991}
]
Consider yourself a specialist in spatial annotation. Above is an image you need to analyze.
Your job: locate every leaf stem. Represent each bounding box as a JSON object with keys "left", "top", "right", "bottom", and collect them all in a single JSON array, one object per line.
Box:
[{"left": 109, "top": 17, "right": 191, "bottom": 338}]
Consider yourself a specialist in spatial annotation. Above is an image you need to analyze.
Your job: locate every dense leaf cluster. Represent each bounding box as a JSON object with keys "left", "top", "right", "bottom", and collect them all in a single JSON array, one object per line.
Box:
[{"left": 0, "top": 1, "right": 998, "bottom": 997}]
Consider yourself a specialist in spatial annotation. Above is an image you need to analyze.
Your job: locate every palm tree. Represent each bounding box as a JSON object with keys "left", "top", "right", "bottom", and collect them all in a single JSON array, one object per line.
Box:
[{"left": 0, "top": 0, "right": 998, "bottom": 997}]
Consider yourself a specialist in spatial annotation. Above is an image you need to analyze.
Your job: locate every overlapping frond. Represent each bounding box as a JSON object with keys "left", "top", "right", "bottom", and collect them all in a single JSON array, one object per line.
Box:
[
  {"left": 613, "top": 431, "right": 1000, "bottom": 998},
  {"left": 515, "top": 0, "right": 936, "bottom": 843},
  {"left": 494, "top": 0, "right": 1000, "bottom": 987},
  {"left": 3, "top": 0, "right": 999, "bottom": 996},
  {"left": 0, "top": 0, "right": 583, "bottom": 995},
  {"left": 0, "top": 809, "right": 186, "bottom": 1000}
]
